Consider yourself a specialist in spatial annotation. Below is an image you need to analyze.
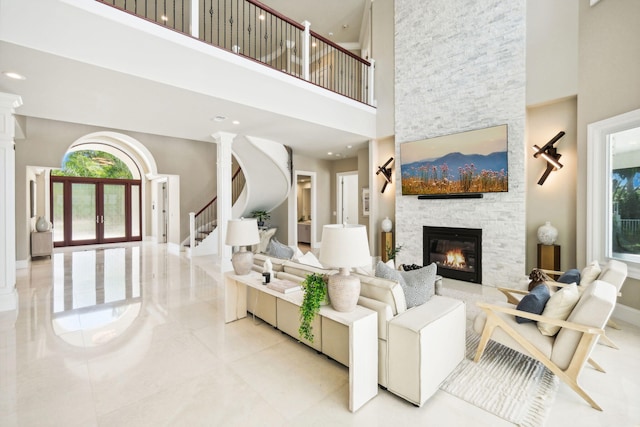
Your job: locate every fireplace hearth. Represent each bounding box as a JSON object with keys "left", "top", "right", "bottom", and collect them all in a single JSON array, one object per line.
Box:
[{"left": 423, "top": 226, "right": 482, "bottom": 284}]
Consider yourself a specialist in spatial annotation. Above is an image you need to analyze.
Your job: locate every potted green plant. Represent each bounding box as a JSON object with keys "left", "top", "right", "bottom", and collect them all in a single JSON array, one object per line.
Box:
[
  {"left": 299, "top": 273, "right": 328, "bottom": 342},
  {"left": 251, "top": 210, "right": 270, "bottom": 227},
  {"left": 386, "top": 243, "right": 403, "bottom": 262}
]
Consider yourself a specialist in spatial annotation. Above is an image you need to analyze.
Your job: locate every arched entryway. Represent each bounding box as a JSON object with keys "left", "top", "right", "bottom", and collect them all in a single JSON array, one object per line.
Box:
[{"left": 48, "top": 132, "right": 168, "bottom": 247}]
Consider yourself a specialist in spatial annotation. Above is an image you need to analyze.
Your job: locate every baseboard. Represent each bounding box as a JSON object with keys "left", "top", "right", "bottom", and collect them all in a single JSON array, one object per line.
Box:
[
  {"left": 167, "top": 242, "right": 181, "bottom": 255},
  {"left": 612, "top": 303, "right": 640, "bottom": 328},
  {"left": 16, "top": 259, "right": 30, "bottom": 270}
]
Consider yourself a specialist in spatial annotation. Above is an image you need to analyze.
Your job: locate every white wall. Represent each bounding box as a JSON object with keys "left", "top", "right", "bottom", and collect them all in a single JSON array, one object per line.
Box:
[
  {"left": 394, "top": 0, "right": 527, "bottom": 286},
  {"left": 526, "top": 0, "right": 579, "bottom": 106}
]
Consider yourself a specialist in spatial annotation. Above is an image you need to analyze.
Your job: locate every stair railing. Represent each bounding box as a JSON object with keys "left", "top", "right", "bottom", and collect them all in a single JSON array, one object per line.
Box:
[
  {"left": 189, "top": 167, "right": 245, "bottom": 250},
  {"left": 95, "top": 0, "right": 374, "bottom": 106}
]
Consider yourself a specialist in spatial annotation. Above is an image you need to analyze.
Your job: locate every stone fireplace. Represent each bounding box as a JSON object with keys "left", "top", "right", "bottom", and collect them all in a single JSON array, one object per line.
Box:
[{"left": 423, "top": 226, "right": 482, "bottom": 284}]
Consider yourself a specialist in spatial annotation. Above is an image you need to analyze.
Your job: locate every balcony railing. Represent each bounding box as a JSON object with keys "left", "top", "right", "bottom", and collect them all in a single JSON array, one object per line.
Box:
[{"left": 96, "top": 0, "right": 375, "bottom": 105}]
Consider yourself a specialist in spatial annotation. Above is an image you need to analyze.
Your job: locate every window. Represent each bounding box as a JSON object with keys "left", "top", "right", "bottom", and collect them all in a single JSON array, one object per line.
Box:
[{"left": 587, "top": 108, "right": 640, "bottom": 279}]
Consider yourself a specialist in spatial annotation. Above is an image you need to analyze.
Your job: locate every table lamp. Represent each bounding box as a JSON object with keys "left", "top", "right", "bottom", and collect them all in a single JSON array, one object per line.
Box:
[
  {"left": 225, "top": 218, "right": 260, "bottom": 275},
  {"left": 319, "top": 224, "right": 371, "bottom": 312}
]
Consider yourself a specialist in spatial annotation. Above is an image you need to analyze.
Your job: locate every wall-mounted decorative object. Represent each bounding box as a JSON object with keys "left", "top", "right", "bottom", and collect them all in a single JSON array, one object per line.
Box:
[
  {"left": 532, "top": 131, "right": 565, "bottom": 185},
  {"left": 400, "top": 125, "right": 508, "bottom": 196},
  {"left": 376, "top": 157, "right": 394, "bottom": 193},
  {"left": 362, "top": 188, "right": 370, "bottom": 216}
]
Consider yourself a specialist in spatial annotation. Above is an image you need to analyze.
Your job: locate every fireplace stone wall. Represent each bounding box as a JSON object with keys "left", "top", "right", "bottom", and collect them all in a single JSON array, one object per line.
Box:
[{"left": 394, "top": 0, "right": 527, "bottom": 286}]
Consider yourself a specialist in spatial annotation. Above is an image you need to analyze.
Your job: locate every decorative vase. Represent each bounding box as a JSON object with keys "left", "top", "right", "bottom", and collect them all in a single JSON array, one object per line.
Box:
[
  {"left": 381, "top": 217, "right": 393, "bottom": 232},
  {"left": 35, "top": 216, "right": 50, "bottom": 232},
  {"left": 537, "top": 221, "right": 558, "bottom": 245}
]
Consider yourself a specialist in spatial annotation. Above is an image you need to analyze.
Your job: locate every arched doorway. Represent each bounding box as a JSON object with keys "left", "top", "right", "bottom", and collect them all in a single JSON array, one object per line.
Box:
[{"left": 49, "top": 132, "right": 163, "bottom": 247}]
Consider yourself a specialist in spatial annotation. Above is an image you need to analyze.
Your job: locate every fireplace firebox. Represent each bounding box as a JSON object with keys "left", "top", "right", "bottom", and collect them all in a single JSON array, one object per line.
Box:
[{"left": 423, "top": 226, "right": 482, "bottom": 284}]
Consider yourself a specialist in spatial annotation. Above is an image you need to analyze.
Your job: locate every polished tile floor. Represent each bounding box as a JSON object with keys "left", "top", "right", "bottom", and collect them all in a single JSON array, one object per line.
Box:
[{"left": 1, "top": 243, "right": 639, "bottom": 426}]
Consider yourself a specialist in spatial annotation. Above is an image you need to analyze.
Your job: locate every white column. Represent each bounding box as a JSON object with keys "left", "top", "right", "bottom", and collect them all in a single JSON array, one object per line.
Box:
[
  {"left": 302, "top": 20, "right": 311, "bottom": 81},
  {"left": 213, "top": 132, "right": 235, "bottom": 273},
  {"left": 368, "top": 58, "right": 376, "bottom": 106},
  {"left": 0, "top": 93, "right": 22, "bottom": 312}
]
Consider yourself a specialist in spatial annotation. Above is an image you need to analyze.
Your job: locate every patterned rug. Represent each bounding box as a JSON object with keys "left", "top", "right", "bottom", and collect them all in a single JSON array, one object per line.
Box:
[{"left": 440, "top": 329, "right": 559, "bottom": 427}]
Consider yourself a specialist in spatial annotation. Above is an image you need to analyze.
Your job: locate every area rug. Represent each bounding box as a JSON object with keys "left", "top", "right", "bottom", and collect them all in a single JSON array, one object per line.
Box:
[{"left": 440, "top": 329, "right": 559, "bottom": 427}]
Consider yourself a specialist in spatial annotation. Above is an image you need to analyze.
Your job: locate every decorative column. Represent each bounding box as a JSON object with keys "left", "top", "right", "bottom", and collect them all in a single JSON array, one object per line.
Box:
[
  {"left": 213, "top": 132, "right": 235, "bottom": 273},
  {"left": 0, "top": 93, "right": 22, "bottom": 312}
]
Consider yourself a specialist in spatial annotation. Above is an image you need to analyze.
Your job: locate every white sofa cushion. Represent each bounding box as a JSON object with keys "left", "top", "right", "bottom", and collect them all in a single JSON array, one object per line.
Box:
[
  {"left": 354, "top": 272, "right": 407, "bottom": 315},
  {"left": 537, "top": 283, "right": 580, "bottom": 336}
]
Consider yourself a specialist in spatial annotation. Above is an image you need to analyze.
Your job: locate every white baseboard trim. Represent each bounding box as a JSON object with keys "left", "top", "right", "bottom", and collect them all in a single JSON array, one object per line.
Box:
[
  {"left": 16, "top": 259, "right": 29, "bottom": 270},
  {"left": 612, "top": 303, "right": 640, "bottom": 328},
  {"left": 167, "top": 242, "right": 181, "bottom": 255}
]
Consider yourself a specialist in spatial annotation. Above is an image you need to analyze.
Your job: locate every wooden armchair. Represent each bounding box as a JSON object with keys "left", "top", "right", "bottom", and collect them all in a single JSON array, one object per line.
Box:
[
  {"left": 497, "top": 259, "right": 627, "bottom": 349},
  {"left": 473, "top": 280, "right": 618, "bottom": 411}
]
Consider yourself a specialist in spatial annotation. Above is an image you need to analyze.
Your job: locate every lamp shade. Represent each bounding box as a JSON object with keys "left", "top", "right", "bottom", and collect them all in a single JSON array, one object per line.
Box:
[
  {"left": 225, "top": 218, "right": 260, "bottom": 246},
  {"left": 319, "top": 224, "right": 371, "bottom": 268}
]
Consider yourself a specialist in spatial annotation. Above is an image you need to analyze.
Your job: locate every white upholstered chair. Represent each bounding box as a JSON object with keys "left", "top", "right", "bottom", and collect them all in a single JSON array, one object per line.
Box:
[{"left": 473, "top": 280, "right": 618, "bottom": 411}]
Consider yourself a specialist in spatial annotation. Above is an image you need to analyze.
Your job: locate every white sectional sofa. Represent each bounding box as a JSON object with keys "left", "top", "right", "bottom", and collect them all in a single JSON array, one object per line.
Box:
[{"left": 251, "top": 253, "right": 466, "bottom": 407}]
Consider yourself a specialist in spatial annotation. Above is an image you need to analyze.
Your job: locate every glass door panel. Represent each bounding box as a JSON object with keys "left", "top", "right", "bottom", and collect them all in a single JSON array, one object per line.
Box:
[
  {"left": 52, "top": 182, "right": 65, "bottom": 243},
  {"left": 131, "top": 185, "right": 140, "bottom": 238},
  {"left": 103, "top": 184, "right": 126, "bottom": 239},
  {"left": 71, "top": 183, "right": 97, "bottom": 242}
]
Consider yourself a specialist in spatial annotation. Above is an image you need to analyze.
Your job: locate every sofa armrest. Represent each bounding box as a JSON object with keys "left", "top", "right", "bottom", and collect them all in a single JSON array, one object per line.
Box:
[
  {"left": 358, "top": 295, "right": 393, "bottom": 341},
  {"left": 274, "top": 272, "right": 304, "bottom": 284}
]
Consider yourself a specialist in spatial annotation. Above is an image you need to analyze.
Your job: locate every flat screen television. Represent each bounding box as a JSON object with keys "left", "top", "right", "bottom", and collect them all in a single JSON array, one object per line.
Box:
[{"left": 400, "top": 124, "right": 508, "bottom": 196}]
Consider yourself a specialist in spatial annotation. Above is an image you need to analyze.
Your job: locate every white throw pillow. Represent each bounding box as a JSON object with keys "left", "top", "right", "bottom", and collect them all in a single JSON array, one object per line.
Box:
[
  {"left": 580, "top": 260, "right": 601, "bottom": 286},
  {"left": 297, "top": 251, "right": 323, "bottom": 268},
  {"left": 537, "top": 283, "right": 580, "bottom": 336},
  {"left": 257, "top": 228, "right": 277, "bottom": 253}
]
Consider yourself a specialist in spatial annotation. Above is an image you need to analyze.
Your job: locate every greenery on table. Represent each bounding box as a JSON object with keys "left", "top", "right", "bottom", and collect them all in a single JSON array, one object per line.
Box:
[
  {"left": 299, "top": 273, "right": 328, "bottom": 343},
  {"left": 386, "top": 243, "right": 403, "bottom": 261}
]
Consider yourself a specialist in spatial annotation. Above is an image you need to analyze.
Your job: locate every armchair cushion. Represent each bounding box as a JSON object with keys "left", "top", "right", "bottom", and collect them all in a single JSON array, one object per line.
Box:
[
  {"left": 537, "top": 283, "right": 580, "bottom": 336},
  {"left": 515, "top": 284, "right": 550, "bottom": 324},
  {"left": 580, "top": 261, "right": 601, "bottom": 286}
]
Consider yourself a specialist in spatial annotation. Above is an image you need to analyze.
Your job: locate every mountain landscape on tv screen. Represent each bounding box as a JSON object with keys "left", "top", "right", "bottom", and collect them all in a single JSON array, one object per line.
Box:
[{"left": 401, "top": 151, "right": 508, "bottom": 195}]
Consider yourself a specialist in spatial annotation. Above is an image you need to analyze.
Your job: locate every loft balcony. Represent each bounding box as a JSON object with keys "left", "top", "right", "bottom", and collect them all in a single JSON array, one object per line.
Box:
[{"left": 0, "top": 0, "right": 377, "bottom": 156}]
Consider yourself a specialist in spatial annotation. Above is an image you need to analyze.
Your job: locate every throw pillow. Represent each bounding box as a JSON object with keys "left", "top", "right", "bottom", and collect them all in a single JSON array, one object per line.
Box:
[
  {"left": 537, "top": 283, "right": 580, "bottom": 336},
  {"left": 297, "top": 251, "right": 323, "bottom": 268},
  {"left": 375, "top": 261, "right": 436, "bottom": 309},
  {"left": 515, "top": 284, "right": 551, "bottom": 324},
  {"left": 257, "top": 228, "right": 277, "bottom": 253},
  {"left": 557, "top": 268, "right": 580, "bottom": 285},
  {"left": 579, "top": 261, "right": 601, "bottom": 286},
  {"left": 266, "top": 237, "right": 294, "bottom": 260}
]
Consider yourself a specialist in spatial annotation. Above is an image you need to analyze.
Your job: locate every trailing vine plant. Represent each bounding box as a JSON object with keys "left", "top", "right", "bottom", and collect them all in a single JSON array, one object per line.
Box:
[{"left": 299, "top": 273, "right": 328, "bottom": 342}]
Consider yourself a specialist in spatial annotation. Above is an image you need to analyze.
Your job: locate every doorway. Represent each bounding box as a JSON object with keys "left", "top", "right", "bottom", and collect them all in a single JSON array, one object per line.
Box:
[
  {"left": 290, "top": 170, "right": 317, "bottom": 250},
  {"left": 336, "top": 171, "right": 359, "bottom": 224},
  {"left": 51, "top": 176, "right": 142, "bottom": 246}
]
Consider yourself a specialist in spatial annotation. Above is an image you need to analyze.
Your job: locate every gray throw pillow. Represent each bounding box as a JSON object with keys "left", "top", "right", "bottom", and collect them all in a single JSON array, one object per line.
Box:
[
  {"left": 266, "top": 237, "right": 294, "bottom": 260},
  {"left": 515, "top": 284, "right": 550, "bottom": 324},
  {"left": 375, "top": 261, "right": 436, "bottom": 308}
]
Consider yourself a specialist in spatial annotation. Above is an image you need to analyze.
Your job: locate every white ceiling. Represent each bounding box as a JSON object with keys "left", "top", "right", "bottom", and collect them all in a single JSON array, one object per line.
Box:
[{"left": 0, "top": 0, "right": 372, "bottom": 159}]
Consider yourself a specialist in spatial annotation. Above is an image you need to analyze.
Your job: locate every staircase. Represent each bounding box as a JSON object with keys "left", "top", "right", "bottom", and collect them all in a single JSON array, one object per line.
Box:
[{"left": 185, "top": 135, "right": 291, "bottom": 256}]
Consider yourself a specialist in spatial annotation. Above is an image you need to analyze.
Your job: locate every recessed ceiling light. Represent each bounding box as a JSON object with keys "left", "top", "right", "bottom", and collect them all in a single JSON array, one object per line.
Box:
[
  {"left": 342, "top": 24, "right": 349, "bottom": 29},
  {"left": 258, "top": 14, "right": 265, "bottom": 20},
  {"left": 327, "top": 152, "right": 333, "bottom": 156},
  {"left": 328, "top": 32, "right": 334, "bottom": 37},
  {"left": 161, "top": 15, "right": 169, "bottom": 21},
  {"left": 3, "top": 71, "right": 26, "bottom": 80},
  {"left": 213, "top": 115, "right": 226, "bottom": 122},
  {"left": 347, "top": 145, "right": 352, "bottom": 149},
  {"left": 232, "top": 120, "right": 240, "bottom": 125},
  {"left": 312, "top": 42, "right": 317, "bottom": 48}
]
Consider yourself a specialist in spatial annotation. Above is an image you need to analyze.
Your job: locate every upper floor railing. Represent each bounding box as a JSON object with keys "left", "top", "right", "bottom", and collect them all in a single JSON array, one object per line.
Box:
[{"left": 96, "top": 0, "right": 375, "bottom": 106}]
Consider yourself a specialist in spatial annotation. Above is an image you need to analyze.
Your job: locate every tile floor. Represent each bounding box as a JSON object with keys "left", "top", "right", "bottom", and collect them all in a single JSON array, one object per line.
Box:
[{"left": 1, "top": 242, "right": 638, "bottom": 426}]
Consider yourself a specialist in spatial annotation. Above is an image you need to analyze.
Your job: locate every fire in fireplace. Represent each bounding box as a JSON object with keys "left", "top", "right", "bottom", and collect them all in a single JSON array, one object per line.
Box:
[{"left": 423, "top": 226, "right": 482, "bottom": 284}]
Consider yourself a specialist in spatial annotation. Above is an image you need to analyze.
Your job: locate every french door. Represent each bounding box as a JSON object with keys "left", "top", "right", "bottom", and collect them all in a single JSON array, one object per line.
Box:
[{"left": 51, "top": 176, "right": 142, "bottom": 247}]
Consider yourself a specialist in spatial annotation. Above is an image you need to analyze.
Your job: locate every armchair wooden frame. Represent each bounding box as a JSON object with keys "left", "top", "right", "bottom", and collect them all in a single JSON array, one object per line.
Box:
[
  {"left": 497, "top": 272, "right": 620, "bottom": 350},
  {"left": 474, "top": 301, "right": 607, "bottom": 411}
]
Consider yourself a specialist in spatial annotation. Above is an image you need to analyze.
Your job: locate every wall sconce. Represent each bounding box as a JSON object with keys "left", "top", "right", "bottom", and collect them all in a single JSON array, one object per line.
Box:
[
  {"left": 377, "top": 157, "right": 393, "bottom": 193},
  {"left": 532, "top": 131, "right": 565, "bottom": 185}
]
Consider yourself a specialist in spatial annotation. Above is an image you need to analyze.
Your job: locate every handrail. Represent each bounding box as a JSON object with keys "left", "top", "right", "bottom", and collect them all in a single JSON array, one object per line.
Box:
[
  {"left": 195, "top": 167, "right": 243, "bottom": 217},
  {"left": 94, "top": 0, "right": 375, "bottom": 106}
]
